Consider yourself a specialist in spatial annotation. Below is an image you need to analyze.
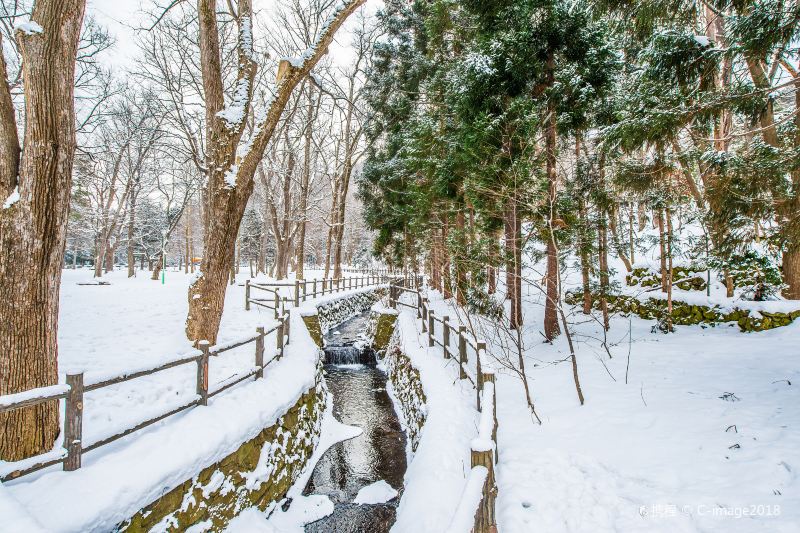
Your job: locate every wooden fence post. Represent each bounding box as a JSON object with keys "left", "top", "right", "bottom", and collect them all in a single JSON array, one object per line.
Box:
[
  {"left": 421, "top": 298, "right": 428, "bottom": 333},
  {"left": 483, "top": 373, "right": 498, "bottom": 461},
  {"left": 245, "top": 279, "right": 251, "bottom": 310},
  {"left": 64, "top": 372, "right": 84, "bottom": 471},
  {"left": 285, "top": 313, "right": 291, "bottom": 342},
  {"left": 471, "top": 444, "right": 498, "bottom": 533},
  {"left": 273, "top": 292, "right": 279, "bottom": 319},
  {"left": 313, "top": 279, "right": 317, "bottom": 298},
  {"left": 417, "top": 293, "right": 422, "bottom": 319},
  {"left": 276, "top": 321, "right": 284, "bottom": 359},
  {"left": 255, "top": 327, "right": 265, "bottom": 379},
  {"left": 294, "top": 280, "right": 300, "bottom": 307},
  {"left": 458, "top": 326, "right": 467, "bottom": 379},
  {"left": 302, "top": 280, "right": 307, "bottom": 302},
  {"left": 428, "top": 310, "right": 435, "bottom": 347},
  {"left": 197, "top": 341, "right": 210, "bottom": 406},
  {"left": 442, "top": 316, "right": 450, "bottom": 358}
]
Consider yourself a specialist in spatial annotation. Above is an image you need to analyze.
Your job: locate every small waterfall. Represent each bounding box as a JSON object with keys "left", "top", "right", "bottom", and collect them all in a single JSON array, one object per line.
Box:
[{"left": 323, "top": 344, "right": 376, "bottom": 365}]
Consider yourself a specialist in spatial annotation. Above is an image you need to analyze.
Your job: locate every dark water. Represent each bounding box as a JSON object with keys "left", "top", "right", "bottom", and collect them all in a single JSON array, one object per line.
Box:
[{"left": 304, "top": 312, "right": 407, "bottom": 532}]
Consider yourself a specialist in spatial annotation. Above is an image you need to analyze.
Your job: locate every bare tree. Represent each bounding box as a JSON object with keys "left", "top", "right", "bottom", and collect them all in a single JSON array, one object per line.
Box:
[
  {"left": 185, "top": 0, "right": 366, "bottom": 344},
  {"left": 0, "top": 0, "right": 86, "bottom": 461}
]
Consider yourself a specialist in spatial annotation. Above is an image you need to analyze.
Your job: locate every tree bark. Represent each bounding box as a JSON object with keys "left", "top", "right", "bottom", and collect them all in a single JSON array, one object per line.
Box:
[
  {"left": 579, "top": 202, "right": 592, "bottom": 315},
  {"left": 607, "top": 203, "right": 632, "bottom": 272},
  {"left": 295, "top": 86, "right": 316, "bottom": 280},
  {"left": 512, "top": 196, "right": 523, "bottom": 330},
  {"left": 441, "top": 215, "right": 452, "bottom": 299},
  {"left": 543, "top": 96, "right": 559, "bottom": 340},
  {"left": 0, "top": 0, "right": 86, "bottom": 461},
  {"left": 127, "top": 186, "right": 137, "bottom": 277},
  {"left": 455, "top": 208, "right": 467, "bottom": 305},
  {"left": 657, "top": 209, "right": 668, "bottom": 292}
]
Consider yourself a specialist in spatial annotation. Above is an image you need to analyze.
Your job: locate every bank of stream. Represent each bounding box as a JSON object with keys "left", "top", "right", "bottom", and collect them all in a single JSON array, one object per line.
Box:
[{"left": 304, "top": 311, "right": 407, "bottom": 532}]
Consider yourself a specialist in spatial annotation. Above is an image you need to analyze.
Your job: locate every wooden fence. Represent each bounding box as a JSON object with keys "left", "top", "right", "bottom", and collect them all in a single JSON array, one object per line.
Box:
[
  {"left": 0, "top": 314, "right": 292, "bottom": 483},
  {"left": 389, "top": 280, "right": 498, "bottom": 533},
  {"left": 245, "top": 273, "right": 389, "bottom": 313}
]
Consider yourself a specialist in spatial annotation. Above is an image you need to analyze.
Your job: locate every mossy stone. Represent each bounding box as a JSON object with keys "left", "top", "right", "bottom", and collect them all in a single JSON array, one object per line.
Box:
[{"left": 302, "top": 315, "right": 324, "bottom": 347}]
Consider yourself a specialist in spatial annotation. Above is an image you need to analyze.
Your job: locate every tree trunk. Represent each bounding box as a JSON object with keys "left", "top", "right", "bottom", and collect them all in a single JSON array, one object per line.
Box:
[
  {"left": 504, "top": 197, "right": 514, "bottom": 301},
  {"left": 607, "top": 203, "right": 632, "bottom": 272},
  {"left": 127, "top": 190, "right": 137, "bottom": 277},
  {"left": 598, "top": 217, "right": 610, "bottom": 331},
  {"left": 637, "top": 203, "right": 647, "bottom": 231},
  {"left": 487, "top": 229, "right": 499, "bottom": 295},
  {"left": 295, "top": 84, "right": 316, "bottom": 280},
  {"left": 543, "top": 97, "right": 559, "bottom": 340},
  {"left": 579, "top": 202, "right": 592, "bottom": 315},
  {"left": 332, "top": 159, "right": 352, "bottom": 280},
  {"left": 151, "top": 250, "right": 163, "bottom": 281},
  {"left": 665, "top": 208, "right": 674, "bottom": 332},
  {"left": 431, "top": 229, "right": 442, "bottom": 291},
  {"left": 455, "top": 209, "right": 467, "bottom": 305},
  {"left": 441, "top": 216, "right": 452, "bottom": 299},
  {"left": 0, "top": 0, "right": 85, "bottom": 461},
  {"left": 511, "top": 195, "right": 523, "bottom": 330},
  {"left": 655, "top": 209, "right": 667, "bottom": 292},
  {"left": 185, "top": 204, "right": 191, "bottom": 274},
  {"left": 104, "top": 241, "right": 114, "bottom": 273}
]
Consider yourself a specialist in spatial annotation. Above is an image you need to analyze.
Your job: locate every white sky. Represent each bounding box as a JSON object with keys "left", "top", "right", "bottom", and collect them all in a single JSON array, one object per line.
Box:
[{"left": 87, "top": 0, "right": 376, "bottom": 71}]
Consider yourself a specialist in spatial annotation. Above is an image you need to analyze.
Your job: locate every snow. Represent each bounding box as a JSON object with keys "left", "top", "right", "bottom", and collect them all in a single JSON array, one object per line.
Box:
[
  {"left": 223, "top": 164, "right": 238, "bottom": 188},
  {"left": 388, "top": 312, "right": 481, "bottom": 532},
  {"left": 620, "top": 284, "right": 800, "bottom": 316},
  {"left": 414, "top": 246, "right": 800, "bottom": 532},
  {"left": 216, "top": 78, "right": 251, "bottom": 129},
  {"left": 238, "top": 16, "right": 257, "bottom": 63},
  {"left": 471, "top": 383, "right": 495, "bottom": 453},
  {"left": 694, "top": 35, "right": 711, "bottom": 47},
  {"left": 224, "top": 382, "right": 363, "bottom": 532},
  {"left": 0, "top": 483, "right": 46, "bottom": 532},
  {"left": 0, "top": 269, "right": 330, "bottom": 532},
  {"left": 15, "top": 21, "right": 43, "bottom": 35},
  {"left": 446, "top": 466, "right": 488, "bottom": 533},
  {"left": 354, "top": 479, "right": 398, "bottom": 504},
  {"left": 225, "top": 495, "right": 333, "bottom": 533},
  {"left": 281, "top": 55, "right": 306, "bottom": 68},
  {"left": 0, "top": 384, "right": 69, "bottom": 409},
  {"left": 2, "top": 185, "right": 19, "bottom": 209}
]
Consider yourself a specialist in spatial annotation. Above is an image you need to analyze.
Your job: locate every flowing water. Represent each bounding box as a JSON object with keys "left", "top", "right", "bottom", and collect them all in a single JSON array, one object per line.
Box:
[{"left": 303, "top": 312, "right": 407, "bottom": 532}]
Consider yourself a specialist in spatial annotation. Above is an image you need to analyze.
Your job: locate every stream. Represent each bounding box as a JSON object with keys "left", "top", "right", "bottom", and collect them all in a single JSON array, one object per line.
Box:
[{"left": 303, "top": 311, "right": 407, "bottom": 532}]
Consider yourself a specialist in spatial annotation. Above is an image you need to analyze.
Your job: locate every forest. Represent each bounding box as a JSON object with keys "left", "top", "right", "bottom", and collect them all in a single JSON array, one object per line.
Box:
[{"left": 0, "top": 0, "right": 798, "bottom": 531}]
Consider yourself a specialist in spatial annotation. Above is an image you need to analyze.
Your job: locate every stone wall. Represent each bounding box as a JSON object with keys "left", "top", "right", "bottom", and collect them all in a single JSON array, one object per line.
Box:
[
  {"left": 566, "top": 290, "right": 800, "bottom": 332},
  {"left": 381, "top": 335, "right": 427, "bottom": 453},
  {"left": 366, "top": 307, "right": 398, "bottom": 355},
  {"left": 315, "top": 288, "right": 387, "bottom": 334},
  {"left": 626, "top": 265, "right": 707, "bottom": 291},
  {"left": 120, "top": 363, "right": 326, "bottom": 532}
]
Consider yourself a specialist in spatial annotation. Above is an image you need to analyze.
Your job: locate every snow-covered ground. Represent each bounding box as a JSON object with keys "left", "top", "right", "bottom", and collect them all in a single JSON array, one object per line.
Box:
[
  {"left": 0, "top": 266, "right": 366, "bottom": 532},
  {"left": 1, "top": 262, "right": 797, "bottom": 532},
  {"left": 417, "top": 257, "right": 800, "bottom": 533}
]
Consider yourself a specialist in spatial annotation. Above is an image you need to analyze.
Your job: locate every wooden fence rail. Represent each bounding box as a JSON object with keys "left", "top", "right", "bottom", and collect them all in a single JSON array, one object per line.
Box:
[
  {"left": 389, "top": 278, "right": 498, "bottom": 533},
  {"left": 0, "top": 314, "right": 292, "bottom": 483},
  {"left": 245, "top": 272, "right": 390, "bottom": 313}
]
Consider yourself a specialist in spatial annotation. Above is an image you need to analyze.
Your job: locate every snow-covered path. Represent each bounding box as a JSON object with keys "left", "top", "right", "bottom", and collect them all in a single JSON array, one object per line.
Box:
[{"left": 388, "top": 311, "right": 480, "bottom": 533}]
